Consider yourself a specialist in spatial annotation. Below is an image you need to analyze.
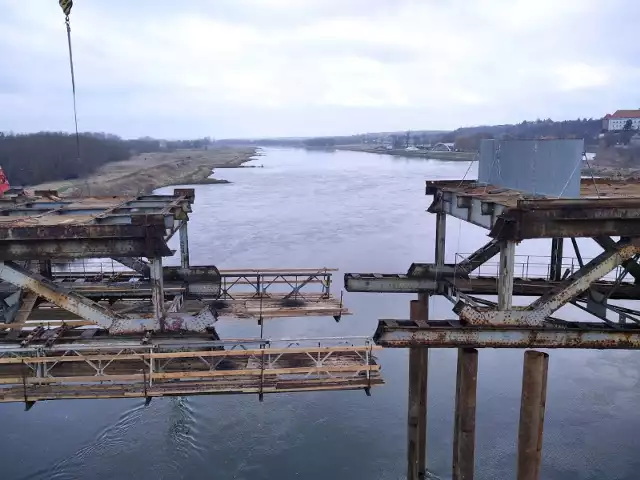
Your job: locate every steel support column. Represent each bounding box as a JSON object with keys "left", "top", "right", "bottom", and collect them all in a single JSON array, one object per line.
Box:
[
  {"left": 452, "top": 348, "right": 478, "bottom": 480},
  {"left": 150, "top": 257, "right": 165, "bottom": 328},
  {"left": 179, "top": 221, "right": 190, "bottom": 269},
  {"left": 38, "top": 260, "right": 52, "bottom": 278},
  {"left": 549, "top": 238, "right": 563, "bottom": 281},
  {"left": 498, "top": 241, "right": 515, "bottom": 310},
  {"left": 407, "top": 295, "right": 429, "bottom": 480},
  {"left": 436, "top": 213, "right": 446, "bottom": 267},
  {"left": 517, "top": 351, "right": 549, "bottom": 480}
]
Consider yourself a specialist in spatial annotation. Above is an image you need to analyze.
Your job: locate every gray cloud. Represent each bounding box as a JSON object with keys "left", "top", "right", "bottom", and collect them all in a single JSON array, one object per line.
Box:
[{"left": 0, "top": 0, "right": 639, "bottom": 138}]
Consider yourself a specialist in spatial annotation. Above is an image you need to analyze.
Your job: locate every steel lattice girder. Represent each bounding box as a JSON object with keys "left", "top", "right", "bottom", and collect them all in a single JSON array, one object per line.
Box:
[
  {"left": 0, "top": 338, "right": 382, "bottom": 402},
  {"left": 374, "top": 320, "right": 640, "bottom": 349},
  {"left": 455, "top": 240, "right": 640, "bottom": 326},
  {"left": 0, "top": 261, "right": 126, "bottom": 330},
  {"left": 0, "top": 261, "right": 219, "bottom": 334}
]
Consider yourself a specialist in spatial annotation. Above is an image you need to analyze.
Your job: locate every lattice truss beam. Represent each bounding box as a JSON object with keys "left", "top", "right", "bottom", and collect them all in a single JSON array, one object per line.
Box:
[
  {"left": 0, "top": 338, "right": 382, "bottom": 403},
  {"left": 0, "top": 263, "right": 348, "bottom": 333},
  {"left": 345, "top": 235, "right": 640, "bottom": 329}
]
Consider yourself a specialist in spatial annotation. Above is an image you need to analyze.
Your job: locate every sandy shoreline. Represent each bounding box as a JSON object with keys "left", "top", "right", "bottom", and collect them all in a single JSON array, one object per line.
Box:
[{"left": 33, "top": 147, "right": 258, "bottom": 196}]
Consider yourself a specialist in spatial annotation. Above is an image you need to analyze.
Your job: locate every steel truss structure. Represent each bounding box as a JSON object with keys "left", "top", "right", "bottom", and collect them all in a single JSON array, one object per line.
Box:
[
  {"left": 344, "top": 177, "right": 640, "bottom": 479},
  {"left": 0, "top": 189, "right": 347, "bottom": 334},
  {"left": 0, "top": 336, "right": 381, "bottom": 404},
  {"left": 0, "top": 188, "right": 366, "bottom": 404},
  {"left": 347, "top": 178, "right": 640, "bottom": 345}
]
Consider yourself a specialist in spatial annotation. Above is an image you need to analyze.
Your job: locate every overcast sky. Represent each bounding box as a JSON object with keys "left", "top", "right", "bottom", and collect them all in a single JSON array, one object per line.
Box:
[{"left": 1, "top": 0, "right": 639, "bottom": 139}]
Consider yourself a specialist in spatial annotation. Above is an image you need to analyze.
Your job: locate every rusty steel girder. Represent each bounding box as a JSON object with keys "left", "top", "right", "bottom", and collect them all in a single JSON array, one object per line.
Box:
[
  {"left": 0, "top": 262, "right": 219, "bottom": 334},
  {"left": 374, "top": 320, "right": 640, "bottom": 349},
  {"left": 0, "top": 261, "right": 128, "bottom": 331},
  {"left": 456, "top": 241, "right": 640, "bottom": 326}
]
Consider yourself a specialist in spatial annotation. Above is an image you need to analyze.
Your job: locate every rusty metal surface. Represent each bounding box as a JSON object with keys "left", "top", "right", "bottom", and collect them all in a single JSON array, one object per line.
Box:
[
  {"left": 427, "top": 179, "right": 640, "bottom": 240},
  {"left": 456, "top": 241, "right": 640, "bottom": 326},
  {"left": 426, "top": 178, "right": 640, "bottom": 208},
  {"left": 374, "top": 319, "right": 640, "bottom": 349},
  {"left": 0, "top": 237, "right": 172, "bottom": 261},
  {"left": 345, "top": 273, "right": 437, "bottom": 293},
  {"left": 0, "top": 261, "right": 125, "bottom": 330},
  {"left": 0, "top": 337, "right": 382, "bottom": 403},
  {"left": 0, "top": 190, "right": 193, "bottom": 260},
  {"left": 344, "top": 273, "right": 640, "bottom": 299}
]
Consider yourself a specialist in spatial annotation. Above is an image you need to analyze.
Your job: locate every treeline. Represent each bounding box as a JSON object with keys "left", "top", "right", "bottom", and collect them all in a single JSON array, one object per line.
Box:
[
  {"left": 295, "top": 118, "right": 604, "bottom": 153},
  {"left": 444, "top": 118, "right": 602, "bottom": 151},
  {"left": 303, "top": 137, "right": 337, "bottom": 147},
  {"left": 0, "top": 132, "right": 213, "bottom": 186}
]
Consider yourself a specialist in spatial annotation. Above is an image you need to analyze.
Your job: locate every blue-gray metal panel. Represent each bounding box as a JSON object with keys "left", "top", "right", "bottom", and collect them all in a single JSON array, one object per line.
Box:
[{"left": 478, "top": 139, "right": 584, "bottom": 198}]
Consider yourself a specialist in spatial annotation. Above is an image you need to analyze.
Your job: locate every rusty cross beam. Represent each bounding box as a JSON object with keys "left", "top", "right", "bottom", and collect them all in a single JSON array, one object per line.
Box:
[
  {"left": 455, "top": 239, "right": 640, "bottom": 326},
  {"left": 454, "top": 239, "right": 501, "bottom": 275},
  {"left": 374, "top": 319, "right": 640, "bottom": 349},
  {"left": 593, "top": 236, "right": 640, "bottom": 283}
]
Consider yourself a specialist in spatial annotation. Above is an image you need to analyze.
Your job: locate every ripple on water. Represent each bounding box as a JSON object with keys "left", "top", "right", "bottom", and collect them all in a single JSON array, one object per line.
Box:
[{"left": 27, "top": 402, "right": 146, "bottom": 480}]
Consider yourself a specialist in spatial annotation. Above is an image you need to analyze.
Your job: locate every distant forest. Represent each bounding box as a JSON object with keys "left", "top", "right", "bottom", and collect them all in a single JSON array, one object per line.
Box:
[
  {"left": 229, "top": 117, "right": 605, "bottom": 152},
  {"left": 442, "top": 118, "right": 603, "bottom": 151},
  {"left": 0, "top": 132, "right": 212, "bottom": 186}
]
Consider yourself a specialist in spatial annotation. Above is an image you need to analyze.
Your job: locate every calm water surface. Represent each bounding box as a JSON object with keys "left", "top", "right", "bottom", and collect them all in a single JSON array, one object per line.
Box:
[{"left": 1, "top": 148, "right": 640, "bottom": 479}]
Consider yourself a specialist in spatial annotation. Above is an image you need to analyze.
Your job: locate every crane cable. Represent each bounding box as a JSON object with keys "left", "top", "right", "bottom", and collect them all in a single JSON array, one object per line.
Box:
[{"left": 59, "top": 0, "right": 81, "bottom": 164}]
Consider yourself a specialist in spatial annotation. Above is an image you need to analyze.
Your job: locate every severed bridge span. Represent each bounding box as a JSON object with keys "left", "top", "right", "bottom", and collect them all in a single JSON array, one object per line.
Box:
[{"left": 4, "top": 156, "right": 640, "bottom": 478}]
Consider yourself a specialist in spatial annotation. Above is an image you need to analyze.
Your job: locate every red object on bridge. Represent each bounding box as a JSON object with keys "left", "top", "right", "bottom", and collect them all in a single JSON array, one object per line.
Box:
[{"left": 0, "top": 167, "right": 10, "bottom": 194}]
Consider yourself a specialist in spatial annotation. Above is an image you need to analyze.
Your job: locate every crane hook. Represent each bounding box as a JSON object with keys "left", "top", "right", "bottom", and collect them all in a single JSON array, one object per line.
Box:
[{"left": 59, "top": 0, "right": 73, "bottom": 17}]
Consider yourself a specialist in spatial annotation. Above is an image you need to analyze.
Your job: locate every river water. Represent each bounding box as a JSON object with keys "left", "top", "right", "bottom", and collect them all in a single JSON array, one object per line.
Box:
[{"left": 2, "top": 148, "right": 640, "bottom": 479}]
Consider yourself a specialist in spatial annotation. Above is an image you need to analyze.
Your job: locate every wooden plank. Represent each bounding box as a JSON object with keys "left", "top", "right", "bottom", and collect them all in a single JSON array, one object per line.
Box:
[
  {"left": 0, "top": 381, "right": 384, "bottom": 402},
  {"left": 0, "top": 364, "right": 380, "bottom": 384},
  {"left": 151, "top": 365, "right": 380, "bottom": 380},
  {"left": 0, "top": 320, "right": 97, "bottom": 329},
  {"left": 0, "top": 374, "right": 145, "bottom": 384}
]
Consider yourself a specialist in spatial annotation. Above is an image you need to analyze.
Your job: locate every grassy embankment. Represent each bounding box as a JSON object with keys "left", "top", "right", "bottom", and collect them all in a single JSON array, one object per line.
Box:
[{"left": 33, "top": 147, "right": 258, "bottom": 196}]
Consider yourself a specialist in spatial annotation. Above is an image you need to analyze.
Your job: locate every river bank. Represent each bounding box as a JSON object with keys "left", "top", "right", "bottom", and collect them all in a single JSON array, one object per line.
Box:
[
  {"left": 583, "top": 164, "right": 640, "bottom": 179},
  {"left": 32, "top": 147, "right": 258, "bottom": 196},
  {"left": 340, "top": 145, "right": 639, "bottom": 178},
  {"left": 336, "top": 145, "right": 476, "bottom": 161}
]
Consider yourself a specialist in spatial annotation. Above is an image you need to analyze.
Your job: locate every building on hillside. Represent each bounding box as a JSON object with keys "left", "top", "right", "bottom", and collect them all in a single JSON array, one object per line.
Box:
[{"left": 603, "top": 110, "right": 640, "bottom": 131}]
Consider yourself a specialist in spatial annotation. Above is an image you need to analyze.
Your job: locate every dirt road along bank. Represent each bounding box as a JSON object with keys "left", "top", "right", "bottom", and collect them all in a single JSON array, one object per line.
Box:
[{"left": 33, "top": 147, "right": 258, "bottom": 196}]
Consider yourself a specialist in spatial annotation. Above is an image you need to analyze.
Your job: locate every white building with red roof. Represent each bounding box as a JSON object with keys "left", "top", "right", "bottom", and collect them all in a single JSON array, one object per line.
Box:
[{"left": 603, "top": 110, "right": 640, "bottom": 131}]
